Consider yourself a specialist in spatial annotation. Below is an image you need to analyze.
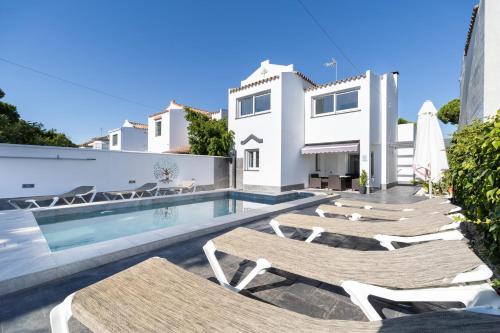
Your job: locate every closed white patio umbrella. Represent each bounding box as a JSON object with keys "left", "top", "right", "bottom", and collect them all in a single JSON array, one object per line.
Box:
[{"left": 413, "top": 100, "right": 449, "bottom": 198}]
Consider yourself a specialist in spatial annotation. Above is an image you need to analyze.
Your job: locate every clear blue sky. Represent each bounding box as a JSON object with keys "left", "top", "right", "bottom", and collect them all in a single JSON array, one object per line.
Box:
[{"left": 0, "top": 0, "right": 476, "bottom": 143}]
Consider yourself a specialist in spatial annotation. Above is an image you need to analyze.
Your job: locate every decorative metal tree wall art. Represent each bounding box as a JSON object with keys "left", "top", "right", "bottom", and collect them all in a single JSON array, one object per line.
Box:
[{"left": 153, "top": 159, "right": 179, "bottom": 184}]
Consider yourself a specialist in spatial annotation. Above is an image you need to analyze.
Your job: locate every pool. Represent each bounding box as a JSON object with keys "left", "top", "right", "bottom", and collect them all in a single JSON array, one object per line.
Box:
[{"left": 36, "top": 191, "right": 309, "bottom": 251}]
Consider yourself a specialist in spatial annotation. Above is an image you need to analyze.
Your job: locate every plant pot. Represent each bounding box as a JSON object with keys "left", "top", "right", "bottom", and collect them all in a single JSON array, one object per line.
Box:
[{"left": 359, "top": 186, "right": 366, "bottom": 194}]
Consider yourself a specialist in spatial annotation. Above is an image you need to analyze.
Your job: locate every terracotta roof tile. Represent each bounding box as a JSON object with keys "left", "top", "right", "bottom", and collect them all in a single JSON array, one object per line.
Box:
[
  {"left": 128, "top": 121, "right": 148, "bottom": 130},
  {"left": 80, "top": 135, "right": 109, "bottom": 147},
  {"left": 464, "top": 5, "right": 479, "bottom": 56},
  {"left": 229, "top": 75, "right": 280, "bottom": 94},
  {"left": 304, "top": 74, "right": 366, "bottom": 92},
  {"left": 149, "top": 101, "right": 212, "bottom": 117},
  {"left": 294, "top": 71, "right": 317, "bottom": 86}
]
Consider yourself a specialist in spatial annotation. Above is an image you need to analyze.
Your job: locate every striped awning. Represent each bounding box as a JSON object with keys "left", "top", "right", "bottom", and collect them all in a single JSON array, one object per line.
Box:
[{"left": 301, "top": 142, "right": 359, "bottom": 155}]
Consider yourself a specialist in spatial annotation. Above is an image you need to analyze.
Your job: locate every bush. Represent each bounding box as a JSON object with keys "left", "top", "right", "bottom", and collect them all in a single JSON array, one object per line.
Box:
[{"left": 447, "top": 110, "right": 500, "bottom": 256}]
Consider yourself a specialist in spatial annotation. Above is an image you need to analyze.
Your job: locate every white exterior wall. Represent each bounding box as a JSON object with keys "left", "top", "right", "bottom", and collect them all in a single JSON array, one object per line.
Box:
[
  {"left": 460, "top": 0, "right": 500, "bottom": 126},
  {"left": 229, "top": 78, "right": 283, "bottom": 189},
  {"left": 0, "top": 144, "right": 221, "bottom": 198},
  {"left": 148, "top": 112, "right": 171, "bottom": 153},
  {"left": 280, "top": 72, "right": 313, "bottom": 188},
  {"left": 169, "top": 109, "right": 190, "bottom": 150},
  {"left": 108, "top": 127, "right": 147, "bottom": 152}
]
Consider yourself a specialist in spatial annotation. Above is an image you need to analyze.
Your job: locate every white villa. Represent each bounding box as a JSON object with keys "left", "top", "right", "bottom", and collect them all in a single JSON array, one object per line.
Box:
[
  {"left": 228, "top": 60, "right": 398, "bottom": 192},
  {"left": 459, "top": 0, "right": 500, "bottom": 127},
  {"left": 148, "top": 100, "right": 225, "bottom": 153},
  {"left": 79, "top": 135, "right": 109, "bottom": 150},
  {"left": 108, "top": 120, "right": 148, "bottom": 152}
]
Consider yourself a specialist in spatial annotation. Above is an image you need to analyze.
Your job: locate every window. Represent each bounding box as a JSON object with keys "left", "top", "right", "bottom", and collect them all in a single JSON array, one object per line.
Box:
[
  {"left": 112, "top": 134, "right": 118, "bottom": 146},
  {"left": 238, "top": 92, "right": 271, "bottom": 117},
  {"left": 336, "top": 90, "right": 358, "bottom": 111},
  {"left": 313, "top": 89, "right": 359, "bottom": 116},
  {"left": 314, "top": 95, "right": 334, "bottom": 115},
  {"left": 245, "top": 149, "right": 259, "bottom": 170},
  {"left": 155, "top": 121, "right": 162, "bottom": 137}
]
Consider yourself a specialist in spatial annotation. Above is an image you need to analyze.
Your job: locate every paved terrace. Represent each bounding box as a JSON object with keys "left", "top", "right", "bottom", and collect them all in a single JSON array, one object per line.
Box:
[{"left": 1, "top": 186, "right": 452, "bottom": 333}]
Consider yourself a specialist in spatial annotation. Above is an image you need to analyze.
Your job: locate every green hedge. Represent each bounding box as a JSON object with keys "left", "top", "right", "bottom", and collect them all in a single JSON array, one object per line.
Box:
[{"left": 447, "top": 110, "right": 500, "bottom": 256}]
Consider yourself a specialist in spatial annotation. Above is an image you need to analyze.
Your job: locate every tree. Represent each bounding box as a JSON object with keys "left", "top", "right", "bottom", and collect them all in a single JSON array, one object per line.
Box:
[
  {"left": 438, "top": 99, "right": 460, "bottom": 125},
  {"left": 398, "top": 117, "right": 412, "bottom": 124},
  {"left": 0, "top": 88, "right": 76, "bottom": 147},
  {"left": 184, "top": 108, "right": 234, "bottom": 156}
]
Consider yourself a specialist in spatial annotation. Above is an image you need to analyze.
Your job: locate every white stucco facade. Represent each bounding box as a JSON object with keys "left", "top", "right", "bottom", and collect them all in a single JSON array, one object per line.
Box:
[
  {"left": 108, "top": 120, "right": 148, "bottom": 152},
  {"left": 459, "top": 0, "right": 500, "bottom": 127},
  {"left": 228, "top": 60, "right": 398, "bottom": 192},
  {"left": 148, "top": 100, "right": 222, "bottom": 153}
]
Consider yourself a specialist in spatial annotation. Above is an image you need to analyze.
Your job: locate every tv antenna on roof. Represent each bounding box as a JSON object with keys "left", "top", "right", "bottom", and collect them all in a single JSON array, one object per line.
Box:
[{"left": 324, "top": 58, "right": 338, "bottom": 81}]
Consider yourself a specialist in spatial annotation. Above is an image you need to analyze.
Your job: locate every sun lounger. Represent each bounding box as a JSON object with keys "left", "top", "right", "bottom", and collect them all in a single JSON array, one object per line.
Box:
[
  {"left": 270, "top": 213, "right": 463, "bottom": 250},
  {"left": 8, "top": 186, "right": 96, "bottom": 209},
  {"left": 166, "top": 179, "right": 196, "bottom": 194},
  {"left": 204, "top": 228, "right": 499, "bottom": 321},
  {"left": 333, "top": 197, "right": 462, "bottom": 214},
  {"left": 103, "top": 183, "right": 159, "bottom": 200},
  {"left": 316, "top": 204, "right": 457, "bottom": 221},
  {"left": 50, "top": 257, "right": 500, "bottom": 332}
]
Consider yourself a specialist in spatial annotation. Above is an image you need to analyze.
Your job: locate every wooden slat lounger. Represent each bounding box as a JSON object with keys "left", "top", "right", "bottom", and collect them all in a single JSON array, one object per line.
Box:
[
  {"left": 8, "top": 186, "right": 96, "bottom": 209},
  {"left": 333, "top": 197, "right": 461, "bottom": 214},
  {"left": 103, "top": 183, "right": 159, "bottom": 200},
  {"left": 204, "top": 228, "right": 499, "bottom": 321},
  {"left": 50, "top": 257, "right": 500, "bottom": 333},
  {"left": 270, "top": 213, "right": 463, "bottom": 250},
  {"left": 316, "top": 204, "right": 453, "bottom": 221}
]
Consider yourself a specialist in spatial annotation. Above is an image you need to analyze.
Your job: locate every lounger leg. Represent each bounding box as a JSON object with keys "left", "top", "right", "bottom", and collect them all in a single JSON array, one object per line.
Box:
[
  {"left": 25, "top": 199, "right": 41, "bottom": 209},
  {"left": 50, "top": 293, "right": 75, "bottom": 333},
  {"left": 203, "top": 240, "right": 271, "bottom": 292},
  {"left": 89, "top": 191, "right": 96, "bottom": 203},
  {"left": 373, "top": 230, "right": 464, "bottom": 251},
  {"left": 315, "top": 208, "right": 325, "bottom": 218},
  {"left": 304, "top": 227, "right": 325, "bottom": 243},
  {"left": 8, "top": 200, "right": 22, "bottom": 209},
  {"left": 269, "top": 219, "right": 286, "bottom": 238},
  {"left": 341, "top": 281, "right": 500, "bottom": 321},
  {"left": 439, "top": 221, "right": 461, "bottom": 231},
  {"left": 49, "top": 197, "right": 59, "bottom": 207}
]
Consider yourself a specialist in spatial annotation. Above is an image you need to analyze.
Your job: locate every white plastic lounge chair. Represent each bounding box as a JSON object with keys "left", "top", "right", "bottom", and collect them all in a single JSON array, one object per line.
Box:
[
  {"left": 333, "top": 197, "right": 461, "bottom": 214},
  {"left": 270, "top": 213, "right": 463, "bottom": 250},
  {"left": 204, "top": 228, "right": 500, "bottom": 321},
  {"left": 50, "top": 257, "right": 500, "bottom": 333},
  {"left": 8, "top": 186, "right": 96, "bottom": 209},
  {"left": 103, "top": 182, "right": 159, "bottom": 200},
  {"left": 167, "top": 179, "right": 196, "bottom": 194},
  {"left": 315, "top": 204, "right": 460, "bottom": 221}
]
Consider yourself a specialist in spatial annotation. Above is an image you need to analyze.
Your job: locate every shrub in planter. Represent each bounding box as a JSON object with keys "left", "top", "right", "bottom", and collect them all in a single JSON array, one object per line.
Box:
[
  {"left": 359, "top": 170, "right": 368, "bottom": 194},
  {"left": 447, "top": 110, "right": 500, "bottom": 257}
]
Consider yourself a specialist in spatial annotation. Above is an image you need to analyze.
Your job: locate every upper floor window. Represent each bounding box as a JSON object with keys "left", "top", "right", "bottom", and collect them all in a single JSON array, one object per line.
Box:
[
  {"left": 313, "top": 89, "right": 359, "bottom": 116},
  {"left": 238, "top": 92, "right": 271, "bottom": 117},
  {"left": 155, "top": 121, "right": 162, "bottom": 137},
  {"left": 112, "top": 134, "right": 118, "bottom": 146}
]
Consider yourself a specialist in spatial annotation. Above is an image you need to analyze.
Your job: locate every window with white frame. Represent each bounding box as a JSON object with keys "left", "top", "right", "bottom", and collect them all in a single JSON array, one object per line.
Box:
[
  {"left": 155, "top": 121, "right": 162, "bottom": 137},
  {"left": 112, "top": 134, "right": 118, "bottom": 146},
  {"left": 313, "top": 89, "right": 359, "bottom": 116},
  {"left": 245, "top": 149, "right": 260, "bottom": 170},
  {"left": 238, "top": 92, "right": 271, "bottom": 117}
]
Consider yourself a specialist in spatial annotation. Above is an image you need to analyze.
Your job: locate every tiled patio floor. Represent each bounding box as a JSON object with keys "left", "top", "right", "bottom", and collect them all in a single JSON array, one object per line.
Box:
[{"left": 1, "top": 186, "right": 451, "bottom": 333}]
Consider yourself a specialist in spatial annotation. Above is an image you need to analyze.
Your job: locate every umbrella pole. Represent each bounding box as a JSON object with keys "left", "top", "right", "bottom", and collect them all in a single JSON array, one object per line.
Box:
[{"left": 428, "top": 170, "right": 432, "bottom": 199}]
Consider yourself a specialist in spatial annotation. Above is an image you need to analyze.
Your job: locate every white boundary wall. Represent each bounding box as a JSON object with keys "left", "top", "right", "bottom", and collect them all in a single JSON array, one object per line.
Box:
[{"left": 0, "top": 144, "right": 221, "bottom": 198}]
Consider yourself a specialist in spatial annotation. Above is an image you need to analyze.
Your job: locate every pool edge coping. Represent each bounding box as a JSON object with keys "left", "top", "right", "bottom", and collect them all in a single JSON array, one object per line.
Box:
[{"left": 0, "top": 191, "right": 337, "bottom": 296}]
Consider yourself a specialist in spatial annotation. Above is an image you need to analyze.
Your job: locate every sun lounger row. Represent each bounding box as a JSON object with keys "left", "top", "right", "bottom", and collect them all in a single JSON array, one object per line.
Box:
[
  {"left": 50, "top": 198, "right": 500, "bottom": 332},
  {"left": 8, "top": 180, "right": 196, "bottom": 209}
]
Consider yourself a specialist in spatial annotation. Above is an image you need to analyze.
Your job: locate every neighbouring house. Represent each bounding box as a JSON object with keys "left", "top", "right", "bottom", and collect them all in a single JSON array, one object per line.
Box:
[
  {"left": 228, "top": 60, "right": 398, "bottom": 192},
  {"left": 79, "top": 135, "right": 109, "bottom": 150},
  {"left": 147, "top": 100, "right": 220, "bottom": 153},
  {"left": 459, "top": 0, "right": 500, "bottom": 127},
  {"left": 396, "top": 123, "right": 416, "bottom": 185},
  {"left": 108, "top": 120, "right": 148, "bottom": 152},
  {"left": 211, "top": 108, "right": 228, "bottom": 120}
]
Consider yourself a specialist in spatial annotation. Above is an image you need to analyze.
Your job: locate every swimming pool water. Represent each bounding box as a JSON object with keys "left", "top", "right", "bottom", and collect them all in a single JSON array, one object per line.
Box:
[{"left": 36, "top": 193, "right": 305, "bottom": 251}]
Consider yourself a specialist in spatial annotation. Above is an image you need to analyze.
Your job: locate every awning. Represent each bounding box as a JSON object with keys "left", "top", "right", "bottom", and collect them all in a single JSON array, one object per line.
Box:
[{"left": 301, "top": 142, "right": 359, "bottom": 155}]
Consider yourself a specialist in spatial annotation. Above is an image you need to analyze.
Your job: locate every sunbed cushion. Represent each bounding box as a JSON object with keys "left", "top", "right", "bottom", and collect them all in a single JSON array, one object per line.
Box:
[
  {"left": 275, "top": 213, "right": 454, "bottom": 237},
  {"left": 212, "top": 228, "right": 484, "bottom": 289},
  {"left": 71, "top": 257, "right": 500, "bottom": 333},
  {"left": 318, "top": 204, "right": 444, "bottom": 220}
]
